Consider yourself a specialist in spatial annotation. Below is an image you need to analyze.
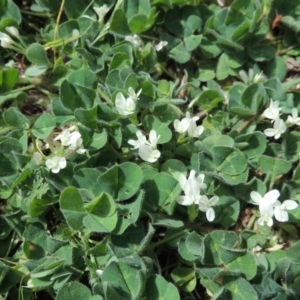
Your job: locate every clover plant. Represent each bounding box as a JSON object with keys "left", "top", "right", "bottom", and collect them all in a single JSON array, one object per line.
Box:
[{"left": 1, "top": 0, "right": 300, "bottom": 299}]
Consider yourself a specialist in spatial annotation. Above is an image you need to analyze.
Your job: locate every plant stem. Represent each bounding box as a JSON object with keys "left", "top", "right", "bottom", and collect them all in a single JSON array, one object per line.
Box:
[{"left": 148, "top": 228, "right": 189, "bottom": 249}]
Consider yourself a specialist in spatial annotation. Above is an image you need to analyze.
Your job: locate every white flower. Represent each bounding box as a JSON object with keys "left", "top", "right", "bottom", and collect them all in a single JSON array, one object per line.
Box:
[
  {"left": 187, "top": 121, "right": 204, "bottom": 138},
  {"left": 139, "top": 144, "right": 161, "bottom": 163},
  {"left": 155, "top": 41, "right": 168, "bottom": 51},
  {"left": 45, "top": 156, "right": 67, "bottom": 173},
  {"left": 128, "top": 130, "right": 161, "bottom": 163},
  {"left": 128, "top": 131, "right": 147, "bottom": 149},
  {"left": 93, "top": 5, "right": 109, "bottom": 23},
  {"left": 176, "top": 170, "right": 207, "bottom": 206},
  {"left": 173, "top": 118, "right": 190, "bottom": 133},
  {"left": 55, "top": 129, "right": 81, "bottom": 146},
  {"left": 274, "top": 200, "right": 298, "bottom": 222},
  {"left": 250, "top": 190, "right": 280, "bottom": 226},
  {"left": 69, "top": 136, "right": 86, "bottom": 154},
  {"left": 128, "top": 87, "right": 142, "bottom": 101},
  {"left": 96, "top": 269, "right": 103, "bottom": 277},
  {"left": 5, "top": 26, "right": 20, "bottom": 38},
  {"left": 286, "top": 108, "right": 300, "bottom": 126},
  {"left": 198, "top": 195, "right": 219, "bottom": 222},
  {"left": 115, "top": 92, "right": 135, "bottom": 115},
  {"left": 262, "top": 100, "right": 281, "bottom": 122},
  {"left": 173, "top": 112, "right": 202, "bottom": 137},
  {"left": 0, "top": 32, "right": 14, "bottom": 48},
  {"left": 125, "top": 34, "right": 143, "bottom": 49},
  {"left": 264, "top": 118, "right": 286, "bottom": 139},
  {"left": 257, "top": 210, "right": 274, "bottom": 227},
  {"left": 253, "top": 71, "right": 264, "bottom": 83},
  {"left": 250, "top": 190, "right": 280, "bottom": 212}
]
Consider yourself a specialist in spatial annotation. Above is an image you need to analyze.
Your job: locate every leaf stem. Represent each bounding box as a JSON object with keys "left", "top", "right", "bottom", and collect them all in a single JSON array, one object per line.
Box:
[
  {"left": 237, "top": 113, "right": 260, "bottom": 133},
  {"left": 148, "top": 228, "right": 189, "bottom": 249}
]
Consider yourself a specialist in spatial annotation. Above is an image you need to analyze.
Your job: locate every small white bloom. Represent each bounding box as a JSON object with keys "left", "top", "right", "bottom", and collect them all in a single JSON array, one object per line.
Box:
[
  {"left": 286, "top": 108, "right": 300, "bottom": 126},
  {"left": 187, "top": 121, "right": 204, "bottom": 138},
  {"left": 253, "top": 71, "right": 264, "bottom": 83},
  {"left": 257, "top": 210, "right": 274, "bottom": 227},
  {"left": 5, "top": 26, "right": 20, "bottom": 38},
  {"left": 125, "top": 34, "right": 143, "bottom": 49},
  {"left": 176, "top": 171, "right": 207, "bottom": 206},
  {"left": 173, "top": 112, "right": 201, "bottom": 136},
  {"left": 128, "top": 130, "right": 161, "bottom": 163},
  {"left": 274, "top": 200, "right": 298, "bottom": 222},
  {"left": 96, "top": 269, "right": 103, "bottom": 277},
  {"left": 55, "top": 129, "right": 81, "bottom": 146},
  {"left": 155, "top": 41, "right": 168, "bottom": 51},
  {"left": 139, "top": 144, "right": 161, "bottom": 163},
  {"left": 264, "top": 118, "right": 286, "bottom": 139},
  {"left": 198, "top": 195, "right": 219, "bottom": 222},
  {"left": 173, "top": 118, "right": 190, "bottom": 133},
  {"left": 250, "top": 190, "right": 280, "bottom": 213},
  {"left": 262, "top": 100, "right": 281, "bottom": 121},
  {"left": 45, "top": 156, "right": 67, "bottom": 173},
  {"left": 69, "top": 137, "right": 86, "bottom": 154},
  {"left": 0, "top": 32, "right": 14, "bottom": 48},
  {"left": 128, "top": 87, "right": 142, "bottom": 101},
  {"left": 93, "top": 5, "right": 109, "bottom": 23},
  {"left": 128, "top": 131, "right": 147, "bottom": 149},
  {"left": 115, "top": 92, "right": 135, "bottom": 115}
]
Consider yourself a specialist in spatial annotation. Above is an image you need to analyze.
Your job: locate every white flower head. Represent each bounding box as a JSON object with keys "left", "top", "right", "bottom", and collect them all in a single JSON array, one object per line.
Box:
[
  {"left": 176, "top": 171, "right": 207, "bottom": 206},
  {"left": 286, "top": 108, "right": 300, "bottom": 126},
  {"left": 5, "top": 26, "right": 20, "bottom": 38},
  {"left": 253, "top": 71, "right": 265, "bottom": 83},
  {"left": 274, "top": 200, "right": 298, "bottom": 222},
  {"left": 0, "top": 32, "right": 14, "bottom": 48},
  {"left": 139, "top": 144, "right": 161, "bottom": 163},
  {"left": 69, "top": 136, "right": 86, "bottom": 154},
  {"left": 93, "top": 5, "right": 109, "bottom": 23},
  {"left": 250, "top": 190, "right": 280, "bottom": 226},
  {"left": 155, "top": 41, "right": 168, "bottom": 51},
  {"left": 128, "top": 87, "right": 142, "bottom": 102},
  {"left": 128, "top": 131, "right": 147, "bottom": 149},
  {"left": 173, "top": 112, "right": 202, "bottom": 137},
  {"left": 187, "top": 121, "right": 204, "bottom": 138},
  {"left": 55, "top": 129, "right": 81, "bottom": 146},
  {"left": 128, "top": 129, "right": 161, "bottom": 163},
  {"left": 198, "top": 195, "right": 219, "bottom": 222},
  {"left": 45, "top": 156, "right": 67, "bottom": 173},
  {"left": 96, "top": 269, "right": 103, "bottom": 277},
  {"left": 125, "top": 34, "right": 143, "bottom": 49},
  {"left": 264, "top": 118, "right": 286, "bottom": 139},
  {"left": 262, "top": 100, "right": 281, "bottom": 121},
  {"left": 115, "top": 92, "right": 135, "bottom": 115}
]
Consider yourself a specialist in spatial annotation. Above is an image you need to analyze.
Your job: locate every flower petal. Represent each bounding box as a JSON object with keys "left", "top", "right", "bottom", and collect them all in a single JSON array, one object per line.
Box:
[
  {"left": 176, "top": 196, "right": 194, "bottom": 206},
  {"left": 206, "top": 208, "right": 215, "bottom": 222},
  {"left": 283, "top": 200, "right": 298, "bottom": 210},
  {"left": 250, "top": 191, "right": 262, "bottom": 204}
]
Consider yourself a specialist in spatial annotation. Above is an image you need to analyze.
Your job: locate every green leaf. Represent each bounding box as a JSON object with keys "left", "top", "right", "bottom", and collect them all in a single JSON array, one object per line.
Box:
[
  {"left": 98, "top": 162, "right": 143, "bottom": 201},
  {"left": 83, "top": 193, "right": 118, "bottom": 233},
  {"left": 102, "top": 261, "right": 144, "bottom": 299},
  {"left": 0, "top": 68, "right": 19, "bottom": 93},
  {"left": 145, "top": 275, "right": 180, "bottom": 300},
  {"left": 31, "top": 113, "right": 55, "bottom": 139},
  {"left": 59, "top": 187, "right": 86, "bottom": 231},
  {"left": 234, "top": 131, "right": 267, "bottom": 159},
  {"left": 185, "top": 231, "right": 203, "bottom": 257},
  {"left": 3, "top": 107, "right": 29, "bottom": 128},
  {"left": 110, "top": 9, "right": 131, "bottom": 35},
  {"left": 212, "top": 146, "right": 247, "bottom": 175},
  {"left": 26, "top": 43, "right": 50, "bottom": 65},
  {"left": 258, "top": 155, "right": 292, "bottom": 178},
  {"left": 57, "top": 282, "right": 91, "bottom": 300},
  {"left": 225, "top": 277, "right": 258, "bottom": 300},
  {"left": 202, "top": 230, "right": 239, "bottom": 265}
]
